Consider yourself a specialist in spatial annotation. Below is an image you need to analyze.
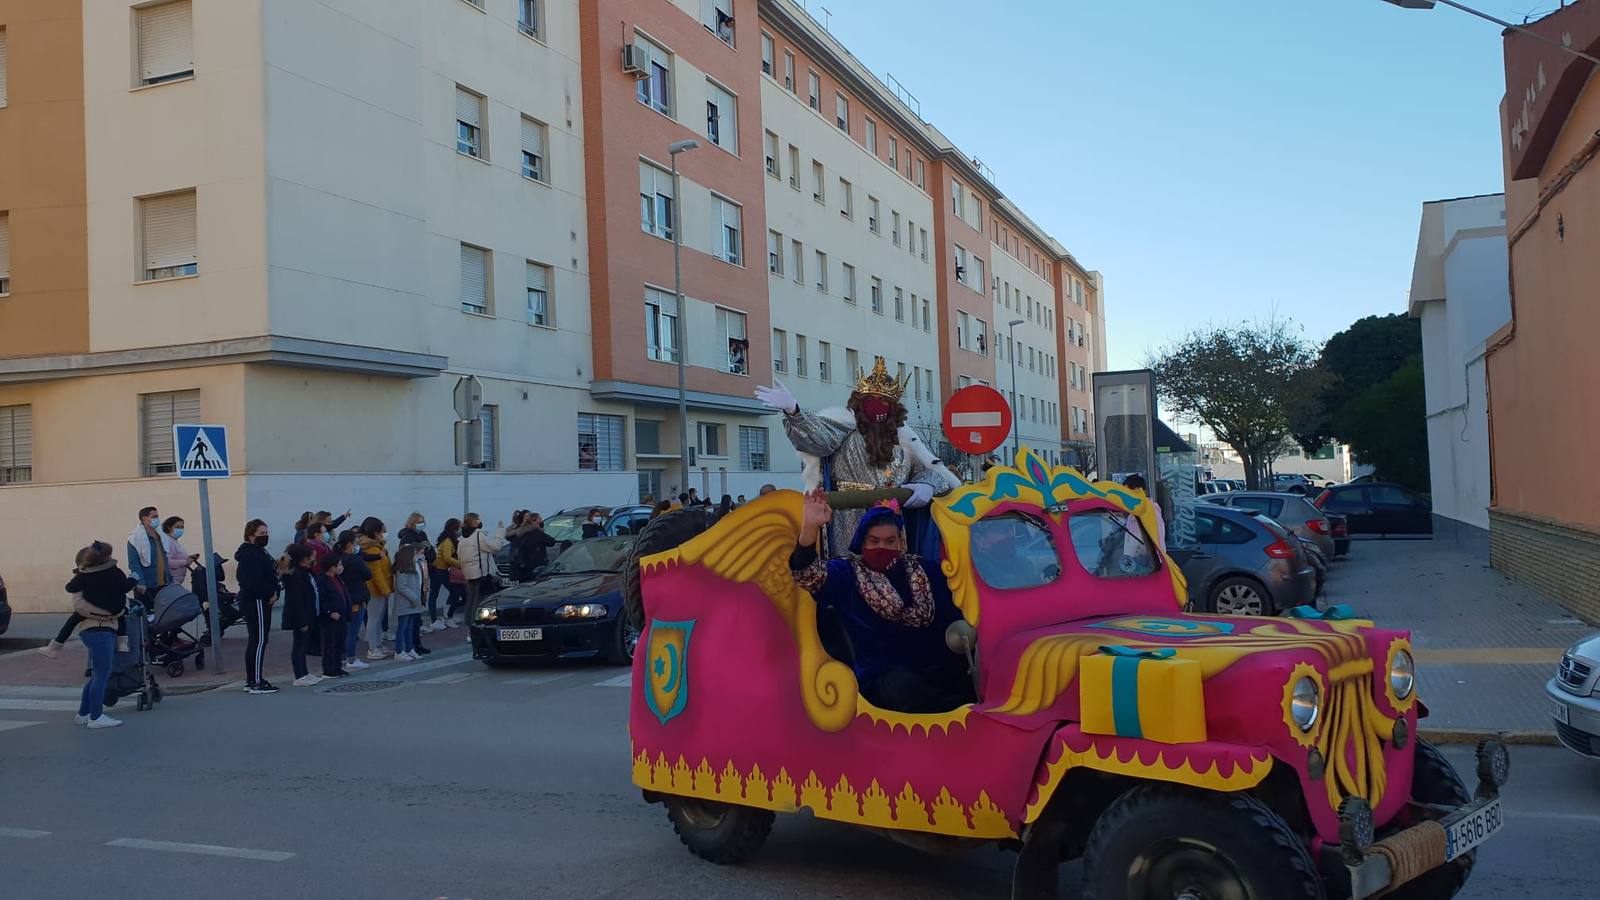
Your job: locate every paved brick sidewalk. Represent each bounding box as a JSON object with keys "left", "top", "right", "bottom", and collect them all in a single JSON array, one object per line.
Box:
[{"left": 1326, "top": 538, "right": 1592, "bottom": 735}]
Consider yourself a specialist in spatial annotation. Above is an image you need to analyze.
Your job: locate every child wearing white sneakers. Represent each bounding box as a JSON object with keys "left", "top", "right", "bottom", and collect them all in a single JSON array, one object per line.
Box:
[{"left": 390, "top": 544, "right": 428, "bottom": 661}]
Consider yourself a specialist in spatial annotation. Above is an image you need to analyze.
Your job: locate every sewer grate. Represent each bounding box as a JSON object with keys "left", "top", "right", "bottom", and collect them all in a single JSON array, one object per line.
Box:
[{"left": 323, "top": 680, "right": 406, "bottom": 694}]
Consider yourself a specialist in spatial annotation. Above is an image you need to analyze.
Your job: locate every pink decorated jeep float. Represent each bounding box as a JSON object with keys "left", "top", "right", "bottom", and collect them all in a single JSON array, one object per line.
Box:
[{"left": 623, "top": 450, "right": 1508, "bottom": 899}]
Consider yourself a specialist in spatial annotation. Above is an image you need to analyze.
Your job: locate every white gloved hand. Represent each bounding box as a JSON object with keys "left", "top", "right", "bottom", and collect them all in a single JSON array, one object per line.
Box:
[
  {"left": 754, "top": 380, "right": 798, "bottom": 414},
  {"left": 905, "top": 482, "right": 935, "bottom": 507}
]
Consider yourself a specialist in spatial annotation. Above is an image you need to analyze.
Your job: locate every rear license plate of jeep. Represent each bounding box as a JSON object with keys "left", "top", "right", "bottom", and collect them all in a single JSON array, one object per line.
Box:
[{"left": 1444, "top": 798, "right": 1503, "bottom": 862}]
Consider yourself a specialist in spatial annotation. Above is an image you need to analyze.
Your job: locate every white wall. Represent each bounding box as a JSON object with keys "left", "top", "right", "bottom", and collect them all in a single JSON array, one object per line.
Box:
[
  {"left": 759, "top": 76, "right": 941, "bottom": 475},
  {"left": 1412, "top": 197, "right": 1509, "bottom": 534}
]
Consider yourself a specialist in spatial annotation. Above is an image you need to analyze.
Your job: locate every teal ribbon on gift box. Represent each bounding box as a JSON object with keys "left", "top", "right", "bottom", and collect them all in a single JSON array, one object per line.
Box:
[
  {"left": 1285, "top": 604, "right": 1358, "bottom": 621},
  {"left": 1098, "top": 646, "right": 1175, "bottom": 738}
]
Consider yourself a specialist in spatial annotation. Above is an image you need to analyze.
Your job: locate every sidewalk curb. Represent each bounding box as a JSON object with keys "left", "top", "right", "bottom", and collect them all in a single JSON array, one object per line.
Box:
[{"left": 1419, "top": 727, "right": 1558, "bottom": 747}]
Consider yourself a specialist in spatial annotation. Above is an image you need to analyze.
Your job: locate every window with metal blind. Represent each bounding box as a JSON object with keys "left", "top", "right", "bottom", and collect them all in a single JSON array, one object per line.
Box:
[
  {"left": 763, "top": 131, "right": 779, "bottom": 177},
  {"left": 639, "top": 161, "right": 675, "bottom": 240},
  {"left": 870, "top": 277, "right": 882, "bottom": 314},
  {"left": 739, "top": 426, "right": 769, "bottom": 472},
  {"left": 0, "top": 211, "right": 9, "bottom": 294},
  {"left": 577, "top": 413, "right": 625, "bottom": 471},
  {"left": 713, "top": 196, "right": 741, "bottom": 265},
  {"left": 460, "top": 244, "right": 489, "bottom": 314},
  {"left": 834, "top": 92, "right": 848, "bottom": 131},
  {"left": 808, "top": 71, "right": 819, "bottom": 109},
  {"left": 1, "top": 28, "right": 8, "bottom": 106},
  {"left": 818, "top": 341, "right": 831, "bottom": 382},
  {"left": 473, "top": 405, "right": 499, "bottom": 470},
  {"left": 140, "top": 191, "right": 197, "bottom": 280},
  {"left": 139, "top": 390, "right": 200, "bottom": 476},
  {"left": 705, "top": 80, "right": 736, "bottom": 150},
  {"left": 717, "top": 307, "right": 747, "bottom": 375},
  {"left": 520, "top": 116, "right": 546, "bottom": 181},
  {"left": 845, "top": 348, "right": 859, "bottom": 381},
  {"left": 0, "top": 404, "right": 31, "bottom": 484},
  {"left": 772, "top": 328, "right": 787, "bottom": 373},
  {"left": 137, "top": 1, "right": 193, "bottom": 86},
  {"left": 644, "top": 287, "right": 677, "bottom": 362},
  {"left": 525, "top": 261, "right": 550, "bottom": 327},
  {"left": 633, "top": 35, "right": 671, "bottom": 115},
  {"left": 456, "top": 87, "right": 485, "bottom": 158},
  {"left": 842, "top": 263, "right": 855, "bottom": 303},
  {"left": 783, "top": 51, "right": 794, "bottom": 91},
  {"left": 760, "top": 33, "right": 774, "bottom": 76},
  {"left": 766, "top": 230, "right": 781, "bottom": 274}
]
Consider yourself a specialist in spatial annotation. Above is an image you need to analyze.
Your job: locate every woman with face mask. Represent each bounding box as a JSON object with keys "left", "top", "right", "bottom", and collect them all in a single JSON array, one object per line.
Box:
[
  {"left": 160, "top": 516, "right": 198, "bottom": 587},
  {"left": 788, "top": 493, "right": 970, "bottom": 714},
  {"left": 235, "top": 519, "right": 283, "bottom": 694}
]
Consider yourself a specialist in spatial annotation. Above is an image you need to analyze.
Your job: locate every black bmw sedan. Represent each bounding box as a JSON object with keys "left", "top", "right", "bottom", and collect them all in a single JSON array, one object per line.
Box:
[{"left": 470, "top": 536, "right": 638, "bottom": 667}]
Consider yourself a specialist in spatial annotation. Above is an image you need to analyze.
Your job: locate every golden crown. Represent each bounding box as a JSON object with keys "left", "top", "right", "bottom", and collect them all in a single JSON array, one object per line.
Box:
[{"left": 854, "top": 356, "right": 910, "bottom": 402}]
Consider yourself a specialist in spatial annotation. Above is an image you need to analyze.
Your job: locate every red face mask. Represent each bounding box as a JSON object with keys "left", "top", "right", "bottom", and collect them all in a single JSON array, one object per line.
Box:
[
  {"left": 860, "top": 547, "right": 901, "bottom": 573},
  {"left": 860, "top": 396, "right": 892, "bottom": 423}
]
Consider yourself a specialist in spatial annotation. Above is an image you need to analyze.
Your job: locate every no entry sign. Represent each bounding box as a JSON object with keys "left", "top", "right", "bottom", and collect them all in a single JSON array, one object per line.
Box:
[{"left": 942, "top": 385, "right": 1013, "bottom": 455}]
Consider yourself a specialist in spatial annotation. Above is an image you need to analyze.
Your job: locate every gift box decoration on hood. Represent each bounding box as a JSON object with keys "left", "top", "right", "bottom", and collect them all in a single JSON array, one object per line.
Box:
[{"left": 1079, "top": 645, "right": 1207, "bottom": 744}]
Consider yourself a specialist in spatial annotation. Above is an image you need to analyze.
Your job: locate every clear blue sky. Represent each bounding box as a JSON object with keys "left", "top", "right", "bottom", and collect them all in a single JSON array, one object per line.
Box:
[{"left": 821, "top": 0, "right": 1524, "bottom": 369}]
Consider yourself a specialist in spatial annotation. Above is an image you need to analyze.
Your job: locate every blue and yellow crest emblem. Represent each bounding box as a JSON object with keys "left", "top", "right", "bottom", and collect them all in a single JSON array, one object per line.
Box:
[{"left": 645, "top": 618, "right": 696, "bottom": 725}]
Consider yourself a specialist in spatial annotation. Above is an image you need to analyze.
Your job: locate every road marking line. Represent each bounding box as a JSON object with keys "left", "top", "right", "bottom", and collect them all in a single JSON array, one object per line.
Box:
[
  {"left": 1547, "top": 617, "right": 1584, "bottom": 626},
  {"left": 596, "top": 673, "right": 632, "bottom": 688},
  {"left": 421, "top": 671, "right": 483, "bottom": 685},
  {"left": 0, "top": 699, "right": 80, "bottom": 711},
  {"left": 0, "top": 721, "right": 45, "bottom": 733},
  {"left": 0, "top": 827, "right": 51, "bottom": 838},
  {"left": 349, "top": 648, "right": 472, "bottom": 682},
  {"left": 506, "top": 673, "right": 577, "bottom": 686},
  {"left": 1415, "top": 648, "right": 1564, "bottom": 665},
  {"left": 106, "top": 838, "right": 294, "bottom": 862}
]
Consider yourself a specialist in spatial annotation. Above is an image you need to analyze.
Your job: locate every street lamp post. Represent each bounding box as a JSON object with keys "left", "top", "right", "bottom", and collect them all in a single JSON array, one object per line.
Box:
[
  {"left": 1007, "top": 318, "right": 1024, "bottom": 461},
  {"left": 668, "top": 139, "right": 700, "bottom": 498},
  {"left": 1380, "top": 0, "right": 1600, "bottom": 65}
]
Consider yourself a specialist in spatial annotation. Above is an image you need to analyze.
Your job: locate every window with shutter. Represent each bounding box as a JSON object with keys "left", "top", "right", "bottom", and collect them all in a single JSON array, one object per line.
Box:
[
  {"left": 475, "top": 406, "right": 498, "bottom": 470},
  {"left": 713, "top": 197, "right": 742, "bottom": 265},
  {"left": 459, "top": 244, "right": 489, "bottom": 314},
  {"left": 520, "top": 116, "right": 546, "bottom": 181},
  {"left": 139, "top": 390, "right": 200, "bottom": 476},
  {"left": 140, "top": 191, "right": 198, "bottom": 280},
  {"left": 525, "top": 261, "right": 550, "bottom": 327},
  {"left": 577, "top": 413, "right": 625, "bottom": 471},
  {"left": 645, "top": 287, "right": 678, "bottom": 362},
  {"left": 739, "top": 426, "right": 769, "bottom": 472},
  {"left": 705, "top": 81, "right": 736, "bottom": 150},
  {"left": 0, "top": 212, "right": 9, "bottom": 294},
  {"left": 517, "top": 0, "right": 540, "bottom": 38},
  {"left": 0, "top": 404, "right": 32, "bottom": 484},
  {"left": 456, "top": 87, "right": 484, "bottom": 158},
  {"left": 137, "top": 1, "right": 193, "bottom": 86},
  {"left": 639, "top": 161, "right": 675, "bottom": 240}
]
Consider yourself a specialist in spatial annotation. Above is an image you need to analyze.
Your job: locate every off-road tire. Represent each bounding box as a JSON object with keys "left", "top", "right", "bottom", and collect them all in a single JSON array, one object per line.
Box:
[
  {"left": 623, "top": 508, "right": 713, "bottom": 630},
  {"left": 1207, "top": 575, "right": 1275, "bottom": 617},
  {"left": 1082, "top": 785, "right": 1324, "bottom": 900},
  {"left": 665, "top": 797, "right": 774, "bottom": 865},
  {"left": 1381, "top": 738, "right": 1473, "bottom": 899}
]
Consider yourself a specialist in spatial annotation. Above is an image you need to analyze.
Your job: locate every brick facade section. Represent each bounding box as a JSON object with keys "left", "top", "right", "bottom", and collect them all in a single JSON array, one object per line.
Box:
[{"left": 1489, "top": 508, "right": 1600, "bottom": 623}]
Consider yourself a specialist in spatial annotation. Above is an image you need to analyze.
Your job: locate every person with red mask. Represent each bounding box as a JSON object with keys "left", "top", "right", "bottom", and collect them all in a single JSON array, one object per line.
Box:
[
  {"left": 756, "top": 356, "right": 959, "bottom": 558},
  {"left": 789, "top": 491, "right": 971, "bottom": 714}
]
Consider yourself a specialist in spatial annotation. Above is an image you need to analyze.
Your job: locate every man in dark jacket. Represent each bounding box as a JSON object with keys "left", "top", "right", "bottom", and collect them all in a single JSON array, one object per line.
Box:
[{"left": 234, "top": 519, "right": 282, "bottom": 694}]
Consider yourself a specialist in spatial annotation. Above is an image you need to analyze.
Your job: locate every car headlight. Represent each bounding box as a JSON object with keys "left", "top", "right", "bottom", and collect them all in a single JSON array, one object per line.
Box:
[
  {"left": 473, "top": 605, "right": 498, "bottom": 623},
  {"left": 1291, "top": 676, "right": 1321, "bottom": 732},
  {"left": 1388, "top": 648, "right": 1415, "bottom": 700},
  {"left": 554, "top": 603, "right": 608, "bottom": 619}
]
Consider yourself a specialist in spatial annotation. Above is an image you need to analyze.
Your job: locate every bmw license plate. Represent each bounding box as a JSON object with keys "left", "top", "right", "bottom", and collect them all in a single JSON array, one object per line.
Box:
[
  {"left": 497, "top": 627, "right": 543, "bottom": 642},
  {"left": 1444, "top": 798, "right": 1503, "bottom": 862},
  {"left": 1552, "top": 699, "right": 1569, "bottom": 724}
]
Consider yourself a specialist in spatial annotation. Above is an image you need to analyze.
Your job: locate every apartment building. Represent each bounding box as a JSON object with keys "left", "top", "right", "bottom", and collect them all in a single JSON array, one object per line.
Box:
[{"left": 0, "top": 0, "right": 1103, "bottom": 610}]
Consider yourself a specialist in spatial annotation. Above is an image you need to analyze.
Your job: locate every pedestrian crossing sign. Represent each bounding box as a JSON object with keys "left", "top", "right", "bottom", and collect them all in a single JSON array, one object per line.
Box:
[{"left": 173, "top": 424, "right": 231, "bottom": 479}]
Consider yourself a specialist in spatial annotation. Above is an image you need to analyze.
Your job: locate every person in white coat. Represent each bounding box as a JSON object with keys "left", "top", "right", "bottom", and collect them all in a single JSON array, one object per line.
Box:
[{"left": 455, "top": 513, "right": 505, "bottom": 623}]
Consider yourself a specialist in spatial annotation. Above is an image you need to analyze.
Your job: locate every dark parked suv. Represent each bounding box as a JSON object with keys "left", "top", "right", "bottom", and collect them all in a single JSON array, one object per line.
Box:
[{"left": 1314, "top": 482, "right": 1432, "bottom": 536}]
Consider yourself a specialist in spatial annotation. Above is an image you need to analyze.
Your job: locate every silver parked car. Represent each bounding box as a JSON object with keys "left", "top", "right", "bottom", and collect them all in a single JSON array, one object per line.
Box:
[
  {"left": 1201, "top": 491, "right": 1336, "bottom": 560},
  {"left": 1549, "top": 634, "right": 1600, "bottom": 760},
  {"left": 1180, "top": 505, "right": 1318, "bottom": 616}
]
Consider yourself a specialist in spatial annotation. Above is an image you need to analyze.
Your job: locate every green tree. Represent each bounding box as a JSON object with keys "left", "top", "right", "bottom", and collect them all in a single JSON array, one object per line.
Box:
[
  {"left": 1149, "top": 319, "right": 1321, "bottom": 490},
  {"left": 1335, "top": 355, "right": 1429, "bottom": 491},
  {"left": 1294, "top": 314, "right": 1422, "bottom": 453}
]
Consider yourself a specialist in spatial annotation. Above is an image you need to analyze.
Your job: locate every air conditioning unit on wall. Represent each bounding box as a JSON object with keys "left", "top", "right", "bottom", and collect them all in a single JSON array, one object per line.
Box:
[{"left": 622, "top": 43, "right": 650, "bottom": 76}]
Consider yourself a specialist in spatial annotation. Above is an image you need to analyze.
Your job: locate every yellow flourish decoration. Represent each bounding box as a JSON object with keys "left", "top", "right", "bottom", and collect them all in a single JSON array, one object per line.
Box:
[
  {"left": 1025, "top": 740, "right": 1273, "bottom": 822},
  {"left": 634, "top": 746, "right": 1017, "bottom": 839}
]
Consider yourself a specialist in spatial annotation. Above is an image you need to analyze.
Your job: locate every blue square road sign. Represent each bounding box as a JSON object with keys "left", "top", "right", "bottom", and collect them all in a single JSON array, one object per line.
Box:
[{"left": 173, "top": 424, "right": 231, "bottom": 479}]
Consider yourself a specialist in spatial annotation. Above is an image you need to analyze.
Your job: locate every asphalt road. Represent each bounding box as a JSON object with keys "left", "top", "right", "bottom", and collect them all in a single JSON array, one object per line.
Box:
[{"left": 1, "top": 645, "right": 1595, "bottom": 900}]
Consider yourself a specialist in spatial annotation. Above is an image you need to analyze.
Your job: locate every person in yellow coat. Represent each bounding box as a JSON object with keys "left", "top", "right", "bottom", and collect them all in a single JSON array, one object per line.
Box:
[{"left": 358, "top": 517, "right": 394, "bottom": 660}]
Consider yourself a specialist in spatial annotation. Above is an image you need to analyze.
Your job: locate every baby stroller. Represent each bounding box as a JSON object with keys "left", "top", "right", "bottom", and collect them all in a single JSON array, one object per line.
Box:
[
  {"left": 147, "top": 582, "right": 207, "bottom": 677},
  {"left": 103, "top": 599, "right": 161, "bottom": 712},
  {"left": 190, "top": 554, "right": 241, "bottom": 646}
]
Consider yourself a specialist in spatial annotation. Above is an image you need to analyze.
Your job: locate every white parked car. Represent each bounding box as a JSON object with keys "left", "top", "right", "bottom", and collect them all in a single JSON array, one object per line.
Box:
[{"left": 1550, "top": 634, "right": 1600, "bottom": 760}]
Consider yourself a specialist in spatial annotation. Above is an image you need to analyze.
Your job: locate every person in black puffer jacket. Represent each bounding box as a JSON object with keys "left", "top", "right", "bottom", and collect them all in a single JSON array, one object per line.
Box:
[
  {"left": 514, "top": 513, "right": 557, "bottom": 582},
  {"left": 67, "top": 542, "right": 136, "bottom": 729},
  {"left": 335, "top": 531, "right": 372, "bottom": 670},
  {"left": 234, "top": 519, "right": 282, "bottom": 694},
  {"left": 279, "top": 544, "right": 324, "bottom": 687}
]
